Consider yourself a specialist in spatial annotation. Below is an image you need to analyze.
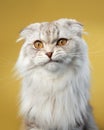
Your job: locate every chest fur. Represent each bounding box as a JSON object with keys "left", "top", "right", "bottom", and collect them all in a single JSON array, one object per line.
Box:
[{"left": 20, "top": 69, "right": 89, "bottom": 129}]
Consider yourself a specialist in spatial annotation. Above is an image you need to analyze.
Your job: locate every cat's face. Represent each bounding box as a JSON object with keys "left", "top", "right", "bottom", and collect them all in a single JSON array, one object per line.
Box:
[{"left": 16, "top": 19, "right": 87, "bottom": 73}]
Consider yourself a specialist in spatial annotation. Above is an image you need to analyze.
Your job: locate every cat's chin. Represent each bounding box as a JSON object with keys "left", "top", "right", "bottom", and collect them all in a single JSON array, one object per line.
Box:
[{"left": 44, "top": 61, "right": 63, "bottom": 72}]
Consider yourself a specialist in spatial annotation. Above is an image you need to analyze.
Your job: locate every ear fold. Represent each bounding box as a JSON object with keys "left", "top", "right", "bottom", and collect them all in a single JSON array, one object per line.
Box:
[
  {"left": 16, "top": 28, "right": 33, "bottom": 42},
  {"left": 56, "top": 18, "right": 84, "bottom": 37},
  {"left": 16, "top": 23, "right": 40, "bottom": 42},
  {"left": 69, "top": 19, "right": 83, "bottom": 37}
]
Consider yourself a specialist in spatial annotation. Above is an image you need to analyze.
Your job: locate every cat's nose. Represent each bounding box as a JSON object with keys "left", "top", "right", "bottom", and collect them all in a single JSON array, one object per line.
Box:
[{"left": 46, "top": 52, "right": 53, "bottom": 58}]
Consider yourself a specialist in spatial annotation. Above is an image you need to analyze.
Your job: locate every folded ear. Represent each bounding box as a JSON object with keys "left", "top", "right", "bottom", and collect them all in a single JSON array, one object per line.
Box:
[
  {"left": 16, "top": 23, "right": 40, "bottom": 42},
  {"left": 56, "top": 18, "right": 84, "bottom": 37},
  {"left": 16, "top": 28, "right": 32, "bottom": 42},
  {"left": 69, "top": 19, "right": 83, "bottom": 37}
]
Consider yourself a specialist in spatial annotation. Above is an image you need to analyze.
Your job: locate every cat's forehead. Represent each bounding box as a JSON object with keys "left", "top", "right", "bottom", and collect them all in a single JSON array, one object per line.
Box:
[
  {"left": 39, "top": 22, "right": 60, "bottom": 42},
  {"left": 41, "top": 22, "right": 70, "bottom": 40},
  {"left": 19, "top": 18, "right": 83, "bottom": 43},
  {"left": 26, "top": 21, "right": 72, "bottom": 43}
]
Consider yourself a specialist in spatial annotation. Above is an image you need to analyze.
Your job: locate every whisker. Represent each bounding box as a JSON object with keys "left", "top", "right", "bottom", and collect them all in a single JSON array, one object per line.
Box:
[
  {"left": 89, "top": 50, "right": 104, "bottom": 54},
  {"left": 67, "top": 52, "right": 85, "bottom": 56},
  {"left": 0, "top": 57, "right": 15, "bottom": 66},
  {"left": 14, "top": 65, "right": 36, "bottom": 78},
  {"left": 67, "top": 50, "right": 104, "bottom": 56}
]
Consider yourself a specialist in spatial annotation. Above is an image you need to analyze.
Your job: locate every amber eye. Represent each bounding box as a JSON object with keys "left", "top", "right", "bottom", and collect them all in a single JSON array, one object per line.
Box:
[
  {"left": 57, "top": 38, "right": 68, "bottom": 46},
  {"left": 33, "top": 40, "right": 43, "bottom": 49}
]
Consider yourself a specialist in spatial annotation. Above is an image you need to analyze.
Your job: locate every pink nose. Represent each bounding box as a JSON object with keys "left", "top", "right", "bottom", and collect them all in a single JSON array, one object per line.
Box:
[{"left": 46, "top": 52, "right": 53, "bottom": 58}]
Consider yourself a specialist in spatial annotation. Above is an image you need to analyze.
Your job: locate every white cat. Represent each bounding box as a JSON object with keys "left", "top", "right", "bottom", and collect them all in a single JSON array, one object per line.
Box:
[{"left": 16, "top": 18, "right": 98, "bottom": 130}]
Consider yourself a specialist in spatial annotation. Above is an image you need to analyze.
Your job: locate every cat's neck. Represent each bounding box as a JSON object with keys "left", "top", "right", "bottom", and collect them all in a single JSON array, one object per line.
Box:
[{"left": 24, "top": 65, "right": 73, "bottom": 82}]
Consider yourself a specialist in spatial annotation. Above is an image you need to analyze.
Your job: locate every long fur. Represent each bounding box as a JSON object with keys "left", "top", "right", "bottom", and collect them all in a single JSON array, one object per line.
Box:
[{"left": 16, "top": 18, "right": 98, "bottom": 130}]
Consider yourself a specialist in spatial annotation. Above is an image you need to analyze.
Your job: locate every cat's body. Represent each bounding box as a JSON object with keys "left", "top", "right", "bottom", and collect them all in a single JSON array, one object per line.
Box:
[{"left": 16, "top": 19, "right": 98, "bottom": 130}]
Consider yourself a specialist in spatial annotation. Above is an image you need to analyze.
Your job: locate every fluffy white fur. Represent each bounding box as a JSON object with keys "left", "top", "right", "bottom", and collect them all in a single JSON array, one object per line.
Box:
[{"left": 16, "top": 18, "right": 98, "bottom": 130}]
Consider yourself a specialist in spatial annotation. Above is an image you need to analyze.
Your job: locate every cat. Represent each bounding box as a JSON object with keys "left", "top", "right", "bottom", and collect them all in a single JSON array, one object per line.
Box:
[{"left": 16, "top": 18, "right": 98, "bottom": 130}]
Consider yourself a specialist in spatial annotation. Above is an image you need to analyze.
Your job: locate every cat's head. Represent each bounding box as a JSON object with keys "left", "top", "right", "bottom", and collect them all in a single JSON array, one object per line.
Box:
[{"left": 16, "top": 18, "right": 88, "bottom": 75}]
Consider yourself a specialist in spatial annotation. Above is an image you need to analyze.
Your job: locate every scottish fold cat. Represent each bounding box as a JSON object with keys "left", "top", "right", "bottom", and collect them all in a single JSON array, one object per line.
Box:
[{"left": 16, "top": 18, "right": 98, "bottom": 130}]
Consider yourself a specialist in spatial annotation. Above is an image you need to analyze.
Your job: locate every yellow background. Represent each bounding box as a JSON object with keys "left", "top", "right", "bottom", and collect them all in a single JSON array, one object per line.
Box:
[{"left": 0, "top": 0, "right": 104, "bottom": 130}]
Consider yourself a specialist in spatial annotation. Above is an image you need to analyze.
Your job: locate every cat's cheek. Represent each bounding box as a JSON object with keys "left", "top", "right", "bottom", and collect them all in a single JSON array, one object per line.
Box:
[
  {"left": 33, "top": 56, "right": 49, "bottom": 66},
  {"left": 16, "top": 57, "right": 32, "bottom": 75},
  {"left": 23, "top": 58, "right": 30, "bottom": 67}
]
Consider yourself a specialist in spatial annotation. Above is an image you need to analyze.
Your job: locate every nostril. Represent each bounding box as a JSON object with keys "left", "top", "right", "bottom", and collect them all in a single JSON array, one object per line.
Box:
[{"left": 46, "top": 52, "right": 53, "bottom": 58}]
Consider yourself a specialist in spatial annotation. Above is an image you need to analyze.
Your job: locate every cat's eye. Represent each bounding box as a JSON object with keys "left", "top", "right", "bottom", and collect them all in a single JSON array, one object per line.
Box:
[
  {"left": 33, "top": 40, "right": 44, "bottom": 49},
  {"left": 57, "top": 38, "right": 68, "bottom": 46}
]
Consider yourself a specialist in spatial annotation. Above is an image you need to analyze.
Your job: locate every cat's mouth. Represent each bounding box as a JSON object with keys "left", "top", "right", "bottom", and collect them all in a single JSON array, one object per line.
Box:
[{"left": 47, "top": 59, "right": 62, "bottom": 64}]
